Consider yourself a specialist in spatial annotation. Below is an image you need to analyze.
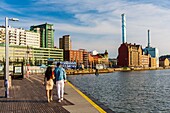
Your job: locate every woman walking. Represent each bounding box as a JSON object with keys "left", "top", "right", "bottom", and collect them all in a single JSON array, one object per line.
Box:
[{"left": 44, "top": 66, "right": 54, "bottom": 103}]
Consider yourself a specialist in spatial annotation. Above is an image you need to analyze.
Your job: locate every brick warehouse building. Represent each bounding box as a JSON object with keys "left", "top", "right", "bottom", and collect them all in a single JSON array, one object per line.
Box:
[
  {"left": 64, "top": 50, "right": 83, "bottom": 66},
  {"left": 117, "top": 43, "right": 143, "bottom": 67}
]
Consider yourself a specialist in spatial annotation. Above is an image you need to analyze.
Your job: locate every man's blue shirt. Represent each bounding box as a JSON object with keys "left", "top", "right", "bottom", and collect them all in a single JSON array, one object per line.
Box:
[{"left": 54, "top": 67, "right": 66, "bottom": 81}]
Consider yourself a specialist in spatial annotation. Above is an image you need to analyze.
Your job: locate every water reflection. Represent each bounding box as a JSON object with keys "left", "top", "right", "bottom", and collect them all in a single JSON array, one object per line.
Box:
[{"left": 68, "top": 69, "right": 170, "bottom": 113}]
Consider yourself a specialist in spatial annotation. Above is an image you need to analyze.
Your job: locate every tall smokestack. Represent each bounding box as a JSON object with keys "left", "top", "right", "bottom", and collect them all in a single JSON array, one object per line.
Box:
[
  {"left": 121, "top": 13, "right": 126, "bottom": 43},
  {"left": 148, "top": 29, "right": 150, "bottom": 48}
]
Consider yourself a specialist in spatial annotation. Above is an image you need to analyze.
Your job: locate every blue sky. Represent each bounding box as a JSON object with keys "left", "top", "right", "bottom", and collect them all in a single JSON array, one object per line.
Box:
[{"left": 0, "top": 0, "right": 170, "bottom": 58}]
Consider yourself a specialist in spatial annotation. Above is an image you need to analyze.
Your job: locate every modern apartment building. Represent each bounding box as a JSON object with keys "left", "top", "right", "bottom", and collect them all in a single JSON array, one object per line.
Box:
[
  {"left": 0, "top": 27, "right": 5, "bottom": 44},
  {"left": 30, "top": 23, "right": 54, "bottom": 48},
  {"left": 25, "top": 30, "right": 40, "bottom": 47},
  {"left": 59, "top": 35, "right": 72, "bottom": 50},
  {"left": 0, "top": 26, "right": 40, "bottom": 48},
  {"left": 0, "top": 44, "right": 63, "bottom": 65}
]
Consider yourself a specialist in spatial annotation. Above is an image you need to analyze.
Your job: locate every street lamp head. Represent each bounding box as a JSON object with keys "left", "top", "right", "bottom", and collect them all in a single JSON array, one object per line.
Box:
[{"left": 9, "top": 18, "right": 19, "bottom": 21}]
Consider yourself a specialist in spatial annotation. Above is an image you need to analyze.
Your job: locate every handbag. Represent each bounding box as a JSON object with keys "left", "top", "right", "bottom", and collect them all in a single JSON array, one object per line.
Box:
[{"left": 51, "top": 71, "right": 55, "bottom": 79}]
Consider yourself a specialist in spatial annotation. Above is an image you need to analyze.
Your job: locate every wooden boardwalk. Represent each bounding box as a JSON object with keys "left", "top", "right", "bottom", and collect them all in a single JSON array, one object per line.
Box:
[{"left": 0, "top": 75, "right": 73, "bottom": 113}]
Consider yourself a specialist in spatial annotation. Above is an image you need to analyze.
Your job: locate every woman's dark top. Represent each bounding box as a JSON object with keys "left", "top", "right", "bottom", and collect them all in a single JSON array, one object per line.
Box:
[{"left": 45, "top": 67, "right": 52, "bottom": 81}]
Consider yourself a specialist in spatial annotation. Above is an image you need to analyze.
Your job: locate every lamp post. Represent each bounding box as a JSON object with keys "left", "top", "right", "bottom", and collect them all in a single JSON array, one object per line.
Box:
[
  {"left": 5, "top": 17, "right": 19, "bottom": 98},
  {"left": 26, "top": 45, "right": 30, "bottom": 78},
  {"left": 26, "top": 45, "right": 29, "bottom": 65}
]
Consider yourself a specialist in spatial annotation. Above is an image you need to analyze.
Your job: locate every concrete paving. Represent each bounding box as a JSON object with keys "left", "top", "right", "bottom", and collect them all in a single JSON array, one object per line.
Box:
[{"left": 64, "top": 82, "right": 100, "bottom": 113}]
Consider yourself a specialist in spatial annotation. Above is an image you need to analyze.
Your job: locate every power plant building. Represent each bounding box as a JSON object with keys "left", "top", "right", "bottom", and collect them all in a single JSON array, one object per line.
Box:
[
  {"left": 117, "top": 14, "right": 157, "bottom": 68},
  {"left": 143, "top": 47, "right": 159, "bottom": 67},
  {"left": 143, "top": 30, "right": 159, "bottom": 67}
]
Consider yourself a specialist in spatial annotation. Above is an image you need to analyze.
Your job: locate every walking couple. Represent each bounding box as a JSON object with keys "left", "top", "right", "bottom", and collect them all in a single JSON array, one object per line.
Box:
[{"left": 44, "top": 62, "right": 67, "bottom": 103}]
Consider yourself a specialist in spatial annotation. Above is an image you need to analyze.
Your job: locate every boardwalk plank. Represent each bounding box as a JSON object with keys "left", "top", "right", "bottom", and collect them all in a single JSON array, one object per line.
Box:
[{"left": 0, "top": 76, "right": 71, "bottom": 113}]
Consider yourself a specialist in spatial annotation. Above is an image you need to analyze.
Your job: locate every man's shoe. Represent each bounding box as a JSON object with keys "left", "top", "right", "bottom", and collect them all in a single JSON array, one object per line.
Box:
[
  {"left": 61, "top": 97, "right": 63, "bottom": 101},
  {"left": 58, "top": 99, "right": 61, "bottom": 103}
]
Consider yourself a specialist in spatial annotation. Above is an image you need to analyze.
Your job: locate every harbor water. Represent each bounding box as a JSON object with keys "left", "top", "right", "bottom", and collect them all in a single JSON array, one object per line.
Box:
[{"left": 68, "top": 69, "right": 170, "bottom": 113}]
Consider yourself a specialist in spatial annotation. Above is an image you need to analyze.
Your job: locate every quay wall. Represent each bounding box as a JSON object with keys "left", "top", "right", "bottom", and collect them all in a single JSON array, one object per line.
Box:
[
  {"left": 66, "top": 66, "right": 170, "bottom": 75},
  {"left": 1, "top": 66, "right": 168, "bottom": 76},
  {"left": 26, "top": 66, "right": 170, "bottom": 75}
]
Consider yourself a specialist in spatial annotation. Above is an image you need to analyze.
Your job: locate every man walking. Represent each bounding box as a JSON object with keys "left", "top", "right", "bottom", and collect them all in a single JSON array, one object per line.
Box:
[{"left": 54, "top": 62, "right": 67, "bottom": 102}]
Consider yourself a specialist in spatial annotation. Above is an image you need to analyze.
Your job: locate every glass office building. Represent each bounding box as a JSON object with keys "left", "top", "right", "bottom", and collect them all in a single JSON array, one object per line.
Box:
[{"left": 0, "top": 44, "right": 63, "bottom": 65}]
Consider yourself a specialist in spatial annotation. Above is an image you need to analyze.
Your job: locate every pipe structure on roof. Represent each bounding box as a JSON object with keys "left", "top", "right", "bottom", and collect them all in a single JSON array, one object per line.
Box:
[{"left": 148, "top": 29, "right": 150, "bottom": 48}]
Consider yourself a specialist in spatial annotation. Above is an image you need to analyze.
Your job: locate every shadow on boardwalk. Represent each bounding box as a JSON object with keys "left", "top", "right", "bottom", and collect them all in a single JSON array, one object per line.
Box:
[{"left": 0, "top": 77, "right": 73, "bottom": 113}]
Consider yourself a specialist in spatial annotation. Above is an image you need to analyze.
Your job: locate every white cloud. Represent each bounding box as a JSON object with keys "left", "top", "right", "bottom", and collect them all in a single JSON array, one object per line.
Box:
[
  {"left": 27, "top": 0, "right": 170, "bottom": 57},
  {"left": 1, "top": 0, "right": 170, "bottom": 57},
  {"left": 54, "top": 22, "right": 119, "bottom": 35},
  {"left": 51, "top": 1, "right": 170, "bottom": 57}
]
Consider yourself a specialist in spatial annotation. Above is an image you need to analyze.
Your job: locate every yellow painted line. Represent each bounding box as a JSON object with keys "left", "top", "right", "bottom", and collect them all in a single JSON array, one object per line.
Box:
[{"left": 67, "top": 81, "right": 106, "bottom": 113}]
